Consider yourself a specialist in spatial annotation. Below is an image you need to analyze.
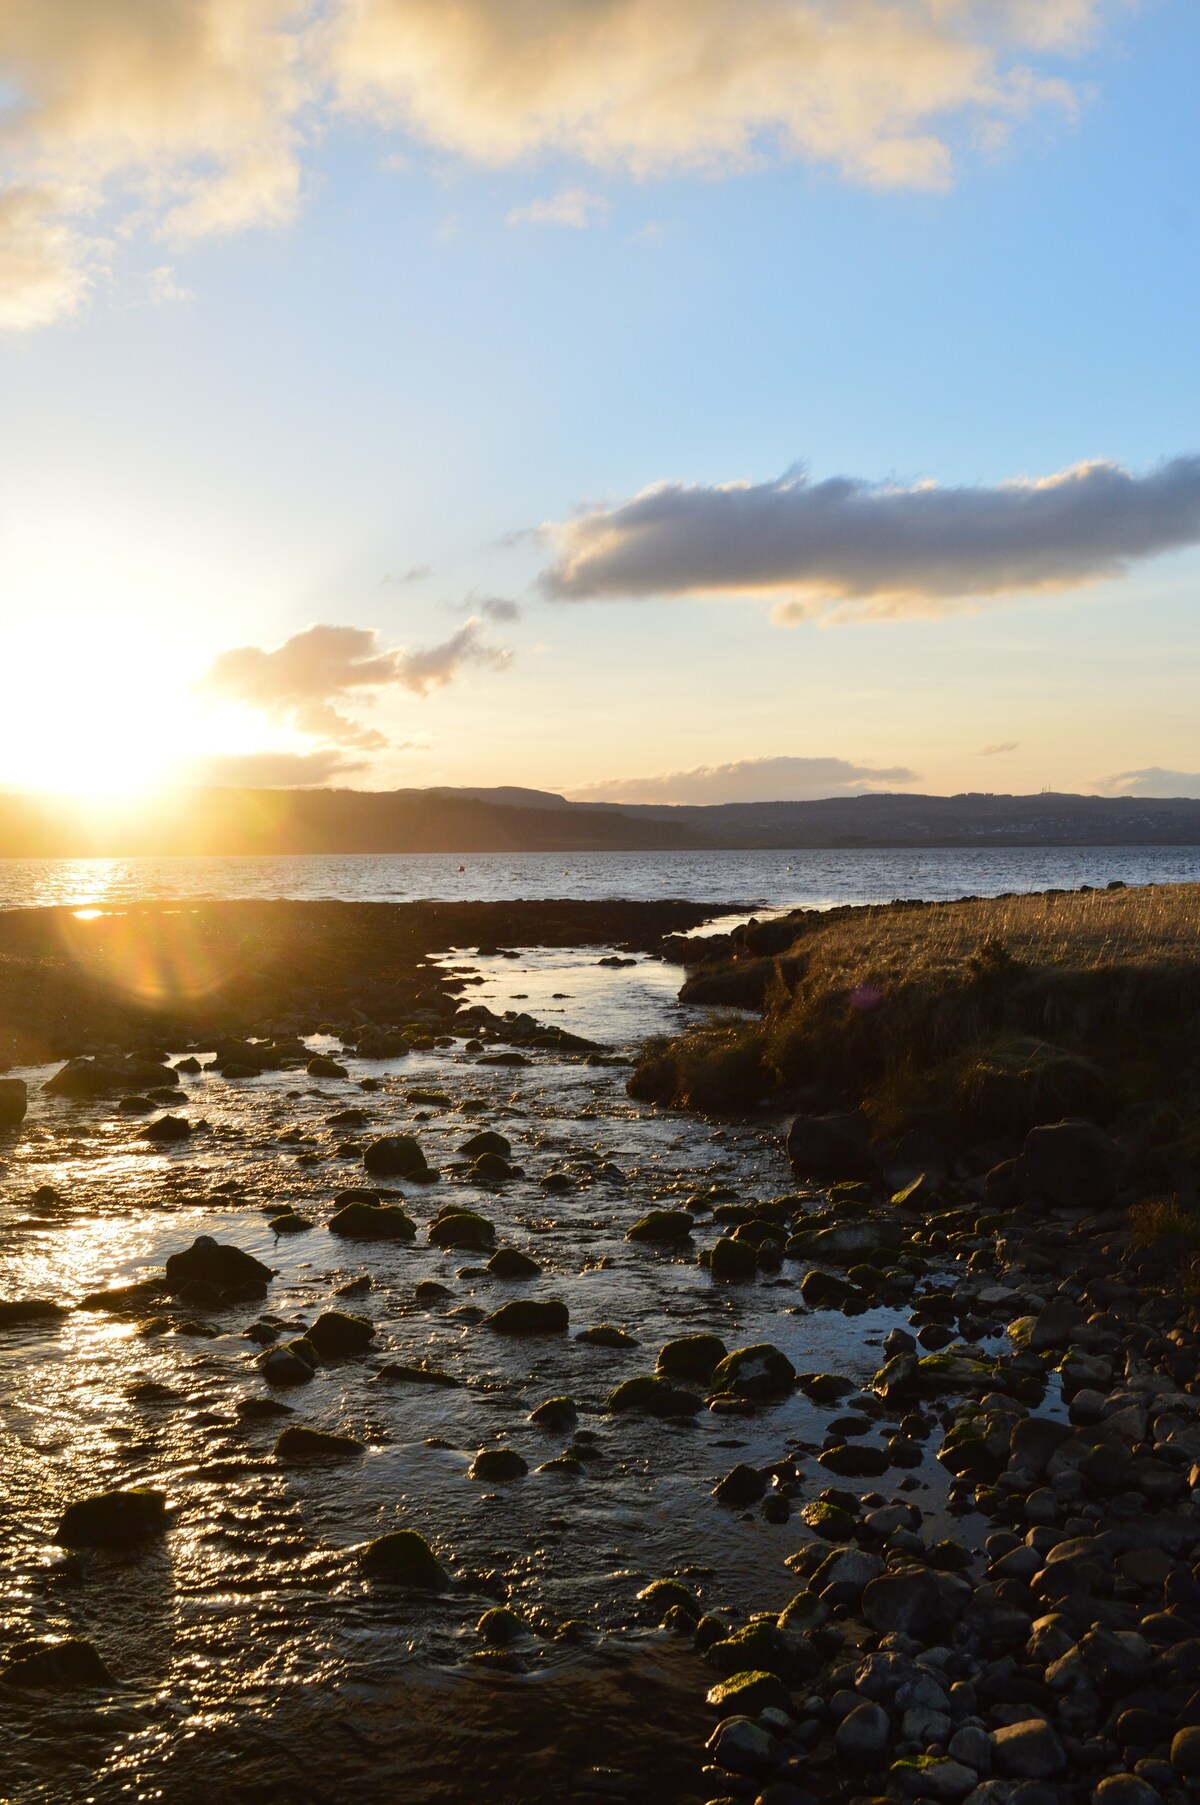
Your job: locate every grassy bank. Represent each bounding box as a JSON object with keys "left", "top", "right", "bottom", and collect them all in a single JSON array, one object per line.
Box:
[{"left": 632, "top": 883, "right": 1200, "bottom": 1156}]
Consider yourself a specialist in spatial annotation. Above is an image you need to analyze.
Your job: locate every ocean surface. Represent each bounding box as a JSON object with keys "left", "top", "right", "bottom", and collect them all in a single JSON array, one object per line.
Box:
[{"left": 2, "top": 842, "right": 1200, "bottom": 913}]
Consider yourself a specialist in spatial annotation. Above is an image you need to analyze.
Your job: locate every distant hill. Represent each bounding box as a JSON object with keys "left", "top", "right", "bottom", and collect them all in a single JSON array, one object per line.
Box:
[{"left": 2, "top": 785, "right": 1200, "bottom": 857}]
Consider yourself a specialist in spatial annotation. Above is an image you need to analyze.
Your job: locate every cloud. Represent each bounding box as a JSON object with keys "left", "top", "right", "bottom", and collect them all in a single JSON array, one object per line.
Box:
[
  {"left": 477, "top": 596, "right": 521, "bottom": 622},
  {"left": 1096, "top": 767, "right": 1200, "bottom": 800},
  {"left": 382, "top": 564, "right": 432, "bottom": 583},
  {"left": 184, "top": 748, "right": 366, "bottom": 787},
  {"left": 507, "top": 188, "right": 609, "bottom": 229},
  {"left": 569, "top": 754, "right": 918, "bottom": 805},
  {"left": 198, "top": 618, "right": 512, "bottom": 742},
  {"left": 979, "top": 740, "right": 1019, "bottom": 755},
  {"left": 0, "top": 1, "right": 1112, "bottom": 327},
  {"left": 541, "top": 457, "right": 1200, "bottom": 620}
]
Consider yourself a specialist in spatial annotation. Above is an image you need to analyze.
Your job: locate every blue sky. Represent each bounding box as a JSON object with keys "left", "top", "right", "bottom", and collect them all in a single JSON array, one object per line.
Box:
[{"left": 1, "top": 0, "right": 1197, "bottom": 801}]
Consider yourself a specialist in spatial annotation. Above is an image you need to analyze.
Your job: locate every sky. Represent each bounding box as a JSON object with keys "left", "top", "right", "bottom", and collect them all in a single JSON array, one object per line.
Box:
[{"left": 0, "top": 0, "right": 1198, "bottom": 806}]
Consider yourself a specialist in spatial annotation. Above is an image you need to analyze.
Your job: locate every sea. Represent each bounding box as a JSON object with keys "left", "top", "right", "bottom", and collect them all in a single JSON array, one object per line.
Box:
[{"left": 2, "top": 842, "right": 1200, "bottom": 913}]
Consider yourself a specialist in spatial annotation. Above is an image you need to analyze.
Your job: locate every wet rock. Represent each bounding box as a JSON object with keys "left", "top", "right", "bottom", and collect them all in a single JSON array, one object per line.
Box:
[
  {"left": 328, "top": 1200, "right": 416, "bottom": 1241},
  {"left": 707, "top": 1716, "right": 779, "bottom": 1777},
  {"left": 469, "top": 1447, "right": 528, "bottom": 1481},
  {"left": 991, "top": 1719, "right": 1067, "bottom": 1779},
  {"left": 799, "top": 1269, "right": 865, "bottom": 1310},
  {"left": 3, "top": 1638, "right": 116, "bottom": 1689},
  {"left": 608, "top": 1374, "right": 702, "bottom": 1417},
  {"left": 307, "top": 1054, "right": 348, "bottom": 1078},
  {"left": 259, "top": 1343, "right": 317, "bottom": 1384},
  {"left": 477, "top": 1605, "right": 527, "bottom": 1645},
  {"left": 795, "top": 1372, "right": 856, "bottom": 1404},
  {"left": 363, "top": 1134, "right": 433, "bottom": 1181},
  {"left": 787, "top": 1112, "right": 874, "bottom": 1180},
  {"left": 164, "top": 1236, "right": 272, "bottom": 1298},
  {"left": 487, "top": 1247, "right": 541, "bottom": 1279},
  {"left": 801, "top": 1499, "right": 856, "bottom": 1540},
  {"left": 530, "top": 1396, "right": 577, "bottom": 1431},
  {"left": 274, "top": 1425, "right": 364, "bottom": 1462},
  {"left": 813, "top": 1546, "right": 885, "bottom": 1605},
  {"left": 269, "top": 1210, "right": 312, "bottom": 1234},
  {"left": 236, "top": 1396, "right": 293, "bottom": 1419},
  {"left": 46, "top": 1056, "right": 179, "bottom": 1098},
  {"left": 375, "top": 1362, "right": 460, "bottom": 1387},
  {"left": 626, "top": 1209, "right": 695, "bottom": 1245},
  {"left": 0, "top": 1298, "right": 66, "bottom": 1328},
  {"left": 360, "top": 1529, "right": 449, "bottom": 1589},
  {"left": 471, "top": 1151, "right": 516, "bottom": 1182},
  {"left": 819, "top": 1442, "right": 890, "bottom": 1477},
  {"left": 488, "top": 1298, "right": 569, "bottom": 1335},
  {"left": 56, "top": 1488, "right": 166, "bottom": 1546},
  {"left": 429, "top": 1208, "right": 496, "bottom": 1251},
  {"left": 712, "top": 1463, "right": 768, "bottom": 1507},
  {"left": 139, "top": 1114, "right": 191, "bottom": 1142},
  {"left": 710, "top": 1344, "right": 796, "bottom": 1400},
  {"left": 835, "top": 1700, "right": 891, "bottom": 1764},
  {"left": 306, "top": 1311, "right": 374, "bottom": 1359},
  {"left": 460, "top": 1130, "right": 511, "bottom": 1159},
  {"left": 710, "top": 1236, "right": 759, "bottom": 1283},
  {"left": 414, "top": 1279, "right": 452, "bottom": 1303},
  {"left": 638, "top": 1578, "right": 701, "bottom": 1623},
  {"left": 657, "top": 1334, "right": 728, "bottom": 1385},
  {"left": 0, "top": 1077, "right": 28, "bottom": 1125},
  {"left": 576, "top": 1324, "right": 637, "bottom": 1347},
  {"left": 862, "top": 1568, "right": 972, "bottom": 1639},
  {"left": 706, "top": 1671, "right": 792, "bottom": 1715}
]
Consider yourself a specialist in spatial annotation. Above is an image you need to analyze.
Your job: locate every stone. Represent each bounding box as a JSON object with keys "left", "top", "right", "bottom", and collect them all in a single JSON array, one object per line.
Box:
[
  {"left": 706, "top": 1671, "right": 792, "bottom": 1716},
  {"left": 819, "top": 1442, "right": 889, "bottom": 1477},
  {"left": 626, "top": 1209, "right": 695, "bottom": 1245},
  {"left": 488, "top": 1299, "right": 569, "bottom": 1335},
  {"left": 429, "top": 1209, "right": 495, "bottom": 1251},
  {"left": 707, "top": 1716, "right": 779, "bottom": 1777},
  {"left": 1170, "top": 1726, "right": 1200, "bottom": 1777},
  {"left": 835, "top": 1700, "right": 891, "bottom": 1763},
  {"left": 1030, "top": 1299, "right": 1087, "bottom": 1352},
  {"left": 657, "top": 1334, "right": 728, "bottom": 1384},
  {"left": 0, "top": 1298, "right": 66, "bottom": 1328},
  {"left": 575, "top": 1324, "right": 637, "bottom": 1347},
  {"left": 363, "top": 1134, "right": 432, "bottom": 1180},
  {"left": 710, "top": 1344, "right": 796, "bottom": 1400},
  {"left": 164, "top": 1235, "right": 272, "bottom": 1298},
  {"left": 1091, "top": 1779, "right": 1164, "bottom": 1805},
  {"left": 468, "top": 1447, "right": 528, "bottom": 1481},
  {"left": 710, "top": 1236, "right": 759, "bottom": 1283},
  {"left": 638, "top": 1578, "right": 701, "bottom": 1622},
  {"left": 3, "top": 1638, "right": 115, "bottom": 1688},
  {"left": 608, "top": 1374, "right": 701, "bottom": 1417},
  {"left": 274, "top": 1425, "right": 364, "bottom": 1461},
  {"left": 139, "top": 1114, "right": 191, "bottom": 1142},
  {"left": 56, "top": 1488, "right": 166, "bottom": 1546},
  {"left": 360, "top": 1529, "right": 449, "bottom": 1589},
  {"left": 460, "top": 1130, "right": 511, "bottom": 1159},
  {"left": 890, "top": 1756, "right": 978, "bottom": 1800},
  {"left": 328, "top": 1200, "right": 416, "bottom": 1241},
  {"left": 990, "top": 1720, "right": 1067, "bottom": 1779},
  {"left": 712, "top": 1463, "right": 768, "bottom": 1507},
  {"left": 529, "top": 1396, "right": 577, "bottom": 1431},
  {"left": 487, "top": 1247, "right": 541, "bottom": 1278},
  {"left": 862, "top": 1569, "right": 973, "bottom": 1640},
  {"left": 305, "top": 1311, "right": 374, "bottom": 1359},
  {"left": 307, "top": 1054, "right": 348, "bottom": 1078},
  {"left": 471, "top": 1151, "right": 515, "bottom": 1181},
  {"left": 0, "top": 1077, "right": 28, "bottom": 1126},
  {"left": 259, "top": 1344, "right": 317, "bottom": 1384},
  {"left": 787, "top": 1112, "right": 874, "bottom": 1180},
  {"left": 949, "top": 1727, "right": 992, "bottom": 1772},
  {"left": 476, "top": 1605, "right": 527, "bottom": 1645},
  {"left": 1016, "top": 1120, "right": 1120, "bottom": 1209}
]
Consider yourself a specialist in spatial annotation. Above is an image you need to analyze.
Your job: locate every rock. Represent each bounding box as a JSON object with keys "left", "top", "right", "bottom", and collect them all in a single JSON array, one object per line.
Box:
[
  {"left": 813, "top": 1547, "right": 885, "bottom": 1605},
  {"left": 787, "top": 1112, "right": 874, "bottom": 1180},
  {"left": 375, "top": 1361, "right": 460, "bottom": 1387},
  {"left": 530, "top": 1396, "right": 577, "bottom": 1431},
  {"left": 626, "top": 1209, "right": 695, "bottom": 1245},
  {"left": 488, "top": 1299, "right": 569, "bottom": 1335},
  {"left": 139, "top": 1114, "right": 190, "bottom": 1142},
  {"left": 712, "top": 1463, "right": 768, "bottom": 1506},
  {"left": 707, "top": 1716, "right": 779, "bottom": 1777},
  {"left": 56, "top": 1488, "right": 166, "bottom": 1546},
  {"left": 0, "top": 1077, "right": 28, "bottom": 1126},
  {"left": 608, "top": 1375, "right": 702, "bottom": 1417},
  {"left": 991, "top": 1720, "right": 1067, "bottom": 1779},
  {"left": 789, "top": 1220, "right": 900, "bottom": 1267},
  {"left": 487, "top": 1247, "right": 541, "bottom": 1278},
  {"left": 306, "top": 1311, "right": 374, "bottom": 1358},
  {"left": 835, "top": 1700, "right": 891, "bottom": 1764},
  {"left": 476, "top": 1605, "right": 527, "bottom": 1645},
  {"left": 3, "top": 1638, "right": 115, "bottom": 1688},
  {"left": 460, "top": 1130, "right": 511, "bottom": 1159},
  {"left": 657, "top": 1334, "right": 729, "bottom": 1384},
  {"left": 638, "top": 1578, "right": 700, "bottom": 1622},
  {"left": 890, "top": 1756, "right": 978, "bottom": 1800},
  {"left": 819, "top": 1442, "right": 889, "bottom": 1477},
  {"left": 1171, "top": 1727, "right": 1200, "bottom": 1777},
  {"left": 274, "top": 1425, "right": 364, "bottom": 1461},
  {"left": 360, "top": 1529, "right": 449, "bottom": 1589},
  {"left": 328, "top": 1201, "right": 416, "bottom": 1241},
  {"left": 1091, "top": 1779, "right": 1164, "bottom": 1805},
  {"left": 949, "top": 1727, "right": 992, "bottom": 1772},
  {"left": 363, "top": 1135, "right": 432, "bottom": 1180},
  {"left": 710, "top": 1344, "right": 796, "bottom": 1400},
  {"left": 576, "top": 1324, "right": 637, "bottom": 1347},
  {"left": 269, "top": 1211, "right": 312, "bottom": 1235},
  {"left": 259, "top": 1344, "right": 317, "bottom": 1384},
  {"left": 1030, "top": 1298, "right": 1086, "bottom": 1352},
  {"left": 46, "top": 1056, "right": 179, "bottom": 1098},
  {"left": 164, "top": 1236, "right": 272, "bottom": 1298},
  {"left": 862, "top": 1569, "right": 972, "bottom": 1639},
  {"left": 471, "top": 1150, "right": 516, "bottom": 1182},
  {"left": 0, "top": 1299, "right": 66, "bottom": 1328},
  {"left": 706, "top": 1671, "right": 791, "bottom": 1715},
  {"left": 429, "top": 1209, "right": 495, "bottom": 1251},
  {"left": 710, "top": 1236, "right": 759, "bottom": 1283},
  {"left": 307, "top": 1054, "right": 348, "bottom": 1078},
  {"left": 1016, "top": 1120, "right": 1120, "bottom": 1209},
  {"left": 799, "top": 1269, "right": 865, "bottom": 1310},
  {"left": 469, "top": 1447, "right": 528, "bottom": 1481}
]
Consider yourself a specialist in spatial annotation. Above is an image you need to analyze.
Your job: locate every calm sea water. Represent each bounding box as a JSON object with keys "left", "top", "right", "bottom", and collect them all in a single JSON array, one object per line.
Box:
[{"left": 1, "top": 843, "right": 1199, "bottom": 912}]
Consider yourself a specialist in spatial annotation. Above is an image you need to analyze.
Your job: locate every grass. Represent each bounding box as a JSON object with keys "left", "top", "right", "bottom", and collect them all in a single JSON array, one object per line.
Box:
[{"left": 631, "top": 883, "right": 1200, "bottom": 1144}]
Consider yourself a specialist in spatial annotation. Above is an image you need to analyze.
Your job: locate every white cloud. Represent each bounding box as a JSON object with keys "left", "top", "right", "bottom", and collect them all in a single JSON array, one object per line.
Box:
[
  {"left": 507, "top": 188, "right": 609, "bottom": 229},
  {"left": 541, "top": 456, "right": 1200, "bottom": 619},
  {"left": 569, "top": 753, "right": 918, "bottom": 805},
  {"left": 979, "top": 739, "right": 1019, "bottom": 755},
  {"left": 0, "top": 0, "right": 1115, "bottom": 327},
  {"left": 1096, "top": 767, "right": 1200, "bottom": 800},
  {"left": 393, "top": 617, "right": 512, "bottom": 696}
]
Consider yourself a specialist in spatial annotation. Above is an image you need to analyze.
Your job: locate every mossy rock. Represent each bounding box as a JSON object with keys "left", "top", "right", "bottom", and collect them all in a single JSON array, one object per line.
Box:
[
  {"left": 712, "top": 1462, "right": 767, "bottom": 1506},
  {"left": 705, "top": 1622, "right": 796, "bottom": 1680},
  {"left": 459, "top": 1130, "right": 512, "bottom": 1159},
  {"left": 375, "top": 1361, "right": 461, "bottom": 1388},
  {"left": 274, "top": 1425, "right": 365, "bottom": 1462},
  {"left": 709, "top": 1236, "right": 759, "bottom": 1284},
  {"left": 363, "top": 1134, "right": 432, "bottom": 1180},
  {"left": 306, "top": 1311, "right": 375, "bottom": 1359},
  {"left": 529, "top": 1396, "right": 577, "bottom": 1431},
  {"left": 487, "top": 1247, "right": 541, "bottom": 1279},
  {"left": 705, "top": 1669, "right": 791, "bottom": 1715},
  {"left": 56, "top": 1488, "right": 166, "bottom": 1547},
  {"left": 709, "top": 1343, "right": 796, "bottom": 1400},
  {"left": 163, "top": 1235, "right": 272, "bottom": 1297},
  {"left": 471, "top": 1151, "right": 516, "bottom": 1183},
  {"left": 3, "top": 1638, "right": 116, "bottom": 1689},
  {"left": 636, "top": 1578, "right": 700, "bottom": 1624},
  {"left": 795, "top": 1371, "right": 856, "bottom": 1404},
  {"left": 656, "top": 1333, "right": 728, "bottom": 1385},
  {"left": 487, "top": 1299, "right": 569, "bottom": 1335},
  {"left": 476, "top": 1605, "right": 527, "bottom": 1645},
  {"left": 626, "top": 1210, "right": 694, "bottom": 1246},
  {"left": 307, "top": 1055, "right": 348, "bottom": 1079},
  {"left": 800, "top": 1499, "right": 855, "bottom": 1540},
  {"left": 429, "top": 1209, "right": 496, "bottom": 1251},
  {"left": 798, "top": 1269, "right": 867, "bottom": 1310},
  {"left": 469, "top": 1447, "right": 528, "bottom": 1481},
  {"left": 777, "top": 1587, "right": 828, "bottom": 1632},
  {"left": 269, "top": 1212, "right": 312, "bottom": 1235},
  {"left": 360, "top": 1529, "right": 449, "bottom": 1590},
  {"left": 576, "top": 1324, "right": 637, "bottom": 1347},
  {"left": 328, "top": 1201, "right": 416, "bottom": 1242},
  {"left": 606, "top": 1374, "right": 701, "bottom": 1417}
]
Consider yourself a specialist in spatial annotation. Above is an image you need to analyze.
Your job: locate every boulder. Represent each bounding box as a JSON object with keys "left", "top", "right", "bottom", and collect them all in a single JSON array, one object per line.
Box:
[
  {"left": 626, "top": 1209, "right": 694, "bottom": 1245},
  {"left": 487, "top": 1247, "right": 541, "bottom": 1279},
  {"left": 0, "top": 1077, "right": 28, "bottom": 1127},
  {"left": 363, "top": 1135, "right": 432, "bottom": 1181},
  {"left": 460, "top": 1130, "right": 511, "bottom": 1159},
  {"left": 862, "top": 1569, "right": 972, "bottom": 1639},
  {"left": 990, "top": 1719, "right": 1067, "bottom": 1779},
  {"left": 3, "top": 1638, "right": 115, "bottom": 1688},
  {"left": 835, "top": 1700, "right": 891, "bottom": 1764},
  {"left": 607, "top": 1374, "right": 702, "bottom": 1417},
  {"left": 328, "top": 1201, "right": 416, "bottom": 1241},
  {"left": 429, "top": 1209, "right": 495, "bottom": 1251},
  {"left": 45, "top": 1056, "right": 179, "bottom": 1098},
  {"left": 138, "top": 1114, "right": 191, "bottom": 1142},
  {"left": 657, "top": 1334, "right": 728, "bottom": 1385},
  {"left": 56, "top": 1488, "right": 166, "bottom": 1546},
  {"left": 305, "top": 1311, "right": 374, "bottom": 1359},
  {"left": 360, "top": 1529, "right": 449, "bottom": 1589},
  {"left": 710, "top": 1236, "right": 759, "bottom": 1283},
  {"left": 163, "top": 1236, "right": 272, "bottom": 1298},
  {"left": 710, "top": 1344, "right": 796, "bottom": 1400},
  {"left": 487, "top": 1299, "right": 569, "bottom": 1335},
  {"left": 712, "top": 1462, "right": 767, "bottom": 1507},
  {"left": 1016, "top": 1119, "right": 1120, "bottom": 1209},
  {"left": 274, "top": 1425, "right": 364, "bottom": 1461},
  {"left": 787, "top": 1112, "right": 874, "bottom": 1181},
  {"left": 468, "top": 1447, "right": 528, "bottom": 1481}
]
